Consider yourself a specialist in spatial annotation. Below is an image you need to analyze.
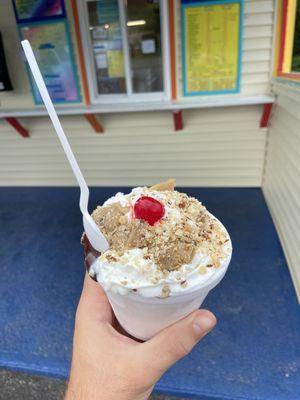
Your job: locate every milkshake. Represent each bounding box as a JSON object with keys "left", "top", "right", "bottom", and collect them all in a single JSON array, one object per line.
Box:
[{"left": 82, "top": 180, "right": 232, "bottom": 340}]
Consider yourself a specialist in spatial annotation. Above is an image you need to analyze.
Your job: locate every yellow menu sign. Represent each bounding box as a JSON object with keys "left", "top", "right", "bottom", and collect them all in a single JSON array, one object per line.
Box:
[
  {"left": 107, "top": 50, "right": 125, "bottom": 78},
  {"left": 182, "top": 2, "right": 241, "bottom": 95}
]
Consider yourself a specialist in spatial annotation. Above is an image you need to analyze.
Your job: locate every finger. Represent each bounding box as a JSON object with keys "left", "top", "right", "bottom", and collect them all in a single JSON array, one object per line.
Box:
[
  {"left": 77, "top": 273, "right": 113, "bottom": 323},
  {"left": 141, "top": 310, "right": 216, "bottom": 376}
]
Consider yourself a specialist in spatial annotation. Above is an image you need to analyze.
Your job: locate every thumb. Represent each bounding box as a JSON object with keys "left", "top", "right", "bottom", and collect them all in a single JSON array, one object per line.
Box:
[{"left": 142, "top": 309, "right": 216, "bottom": 376}]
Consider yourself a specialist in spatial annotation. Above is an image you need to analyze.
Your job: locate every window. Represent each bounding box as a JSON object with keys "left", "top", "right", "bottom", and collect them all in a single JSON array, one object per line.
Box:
[
  {"left": 87, "top": 0, "right": 126, "bottom": 95},
  {"left": 78, "top": 0, "right": 170, "bottom": 103},
  {"left": 277, "top": 0, "right": 300, "bottom": 79}
]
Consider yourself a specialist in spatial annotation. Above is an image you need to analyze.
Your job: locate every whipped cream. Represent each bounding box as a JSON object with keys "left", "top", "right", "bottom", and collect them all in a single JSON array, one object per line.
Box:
[{"left": 89, "top": 188, "right": 232, "bottom": 298}]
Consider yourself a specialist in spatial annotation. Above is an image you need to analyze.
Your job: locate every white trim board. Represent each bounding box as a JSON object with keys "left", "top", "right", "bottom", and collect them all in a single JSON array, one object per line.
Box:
[{"left": 0, "top": 95, "right": 275, "bottom": 117}]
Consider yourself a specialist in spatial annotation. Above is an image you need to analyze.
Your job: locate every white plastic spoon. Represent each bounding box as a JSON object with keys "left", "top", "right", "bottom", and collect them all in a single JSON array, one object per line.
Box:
[{"left": 21, "top": 40, "right": 109, "bottom": 253}]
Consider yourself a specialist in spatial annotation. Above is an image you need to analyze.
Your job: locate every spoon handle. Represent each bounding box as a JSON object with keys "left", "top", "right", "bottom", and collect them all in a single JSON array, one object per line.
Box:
[{"left": 21, "top": 40, "right": 89, "bottom": 214}]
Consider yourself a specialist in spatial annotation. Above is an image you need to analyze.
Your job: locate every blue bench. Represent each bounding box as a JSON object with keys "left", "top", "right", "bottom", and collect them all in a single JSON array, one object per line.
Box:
[{"left": 0, "top": 187, "right": 299, "bottom": 399}]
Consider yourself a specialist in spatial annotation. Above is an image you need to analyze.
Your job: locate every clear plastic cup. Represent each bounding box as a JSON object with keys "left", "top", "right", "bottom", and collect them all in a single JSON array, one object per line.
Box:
[{"left": 82, "top": 232, "right": 231, "bottom": 340}]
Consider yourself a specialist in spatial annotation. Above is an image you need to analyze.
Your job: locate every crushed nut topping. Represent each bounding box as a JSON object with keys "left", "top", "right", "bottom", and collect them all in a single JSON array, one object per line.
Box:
[
  {"left": 198, "top": 266, "right": 207, "bottom": 275},
  {"left": 161, "top": 285, "right": 171, "bottom": 298},
  {"left": 91, "top": 187, "right": 229, "bottom": 272}
]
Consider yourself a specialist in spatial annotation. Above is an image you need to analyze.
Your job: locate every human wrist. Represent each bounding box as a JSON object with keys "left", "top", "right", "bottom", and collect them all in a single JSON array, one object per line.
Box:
[
  {"left": 65, "top": 374, "right": 150, "bottom": 400},
  {"left": 66, "top": 388, "right": 149, "bottom": 400}
]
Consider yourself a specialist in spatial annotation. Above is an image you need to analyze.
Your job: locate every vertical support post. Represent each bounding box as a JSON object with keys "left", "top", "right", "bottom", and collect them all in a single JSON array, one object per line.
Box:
[
  {"left": 70, "top": 0, "right": 91, "bottom": 104},
  {"left": 278, "top": 0, "right": 288, "bottom": 73},
  {"left": 5, "top": 117, "right": 30, "bottom": 137},
  {"left": 168, "top": 0, "right": 177, "bottom": 100},
  {"left": 172, "top": 110, "right": 183, "bottom": 131},
  {"left": 85, "top": 114, "right": 104, "bottom": 133}
]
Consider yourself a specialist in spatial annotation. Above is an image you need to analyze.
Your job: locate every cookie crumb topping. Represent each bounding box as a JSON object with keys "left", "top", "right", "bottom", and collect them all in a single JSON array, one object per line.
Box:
[{"left": 91, "top": 188, "right": 229, "bottom": 272}]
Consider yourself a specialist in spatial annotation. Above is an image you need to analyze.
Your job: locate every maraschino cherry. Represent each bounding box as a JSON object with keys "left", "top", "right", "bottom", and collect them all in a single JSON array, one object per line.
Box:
[{"left": 134, "top": 196, "right": 165, "bottom": 226}]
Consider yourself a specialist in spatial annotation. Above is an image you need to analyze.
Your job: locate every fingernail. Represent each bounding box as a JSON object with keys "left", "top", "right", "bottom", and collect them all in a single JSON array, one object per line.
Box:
[{"left": 193, "top": 315, "right": 215, "bottom": 336}]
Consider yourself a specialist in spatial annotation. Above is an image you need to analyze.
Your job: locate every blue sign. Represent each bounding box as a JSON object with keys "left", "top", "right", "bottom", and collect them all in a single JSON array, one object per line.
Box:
[
  {"left": 20, "top": 20, "right": 81, "bottom": 104},
  {"left": 12, "top": 0, "right": 66, "bottom": 23}
]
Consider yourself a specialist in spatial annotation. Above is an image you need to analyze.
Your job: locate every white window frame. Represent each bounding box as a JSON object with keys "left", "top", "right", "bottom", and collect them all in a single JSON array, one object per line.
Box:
[{"left": 77, "top": 0, "right": 171, "bottom": 105}]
